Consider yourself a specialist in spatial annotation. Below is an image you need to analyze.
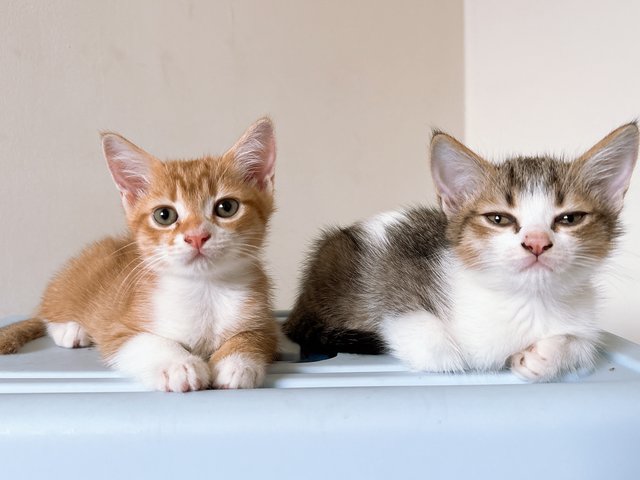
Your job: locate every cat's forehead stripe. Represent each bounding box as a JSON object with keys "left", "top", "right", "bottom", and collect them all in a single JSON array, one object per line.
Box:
[
  {"left": 162, "top": 158, "right": 226, "bottom": 205},
  {"left": 175, "top": 166, "right": 215, "bottom": 199},
  {"left": 505, "top": 190, "right": 514, "bottom": 207},
  {"left": 493, "top": 156, "right": 571, "bottom": 198},
  {"left": 503, "top": 157, "right": 553, "bottom": 190}
]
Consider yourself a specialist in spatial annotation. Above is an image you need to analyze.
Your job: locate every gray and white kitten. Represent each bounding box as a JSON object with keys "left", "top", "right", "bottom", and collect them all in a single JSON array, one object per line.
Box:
[{"left": 284, "top": 123, "right": 638, "bottom": 381}]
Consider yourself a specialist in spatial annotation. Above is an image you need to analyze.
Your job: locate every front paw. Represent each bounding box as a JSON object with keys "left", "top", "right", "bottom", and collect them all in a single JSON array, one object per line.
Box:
[
  {"left": 48, "top": 321, "right": 92, "bottom": 349},
  {"left": 211, "top": 353, "right": 266, "bottom": 389},
  {"left": 153, "top": 356, "right": 211, "bottom": 393},
  {"left": 509, "top": 337, "right": 567, "bottom": 382}
]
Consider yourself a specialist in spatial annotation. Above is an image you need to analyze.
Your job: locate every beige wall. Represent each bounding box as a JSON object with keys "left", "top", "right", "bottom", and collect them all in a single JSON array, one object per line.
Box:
[
  {"left": 465, "top": 0, "right": 640, "bottom": 342},
  {"left": 0, "top": 1, "right": 464, "bottom": 316}
]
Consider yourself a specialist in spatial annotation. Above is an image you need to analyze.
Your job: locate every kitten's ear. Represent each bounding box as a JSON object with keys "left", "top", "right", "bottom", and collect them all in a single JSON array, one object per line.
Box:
[
  {"left": 101, "top": 132, "right": 160, "bottom": 209},
  {"left": 430, "top": 131, "right": 488, "bottom": 216},
  {"left": 226, "top": 117, "right": 276, "bottom": 191},
  {"left": 576, "top": 122, "right": 639, "bottom": 212}
]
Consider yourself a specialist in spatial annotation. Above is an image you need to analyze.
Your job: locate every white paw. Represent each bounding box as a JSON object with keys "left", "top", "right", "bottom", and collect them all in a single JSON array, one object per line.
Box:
[
  {"left": 509, "top": 336, "right": 567, "bottom": 382},
  {"left": 152, "top": 356, "right": 211, "bottom": 393},
  {"left": 48, "top": 321, "right": 92, "bottom": 348},
  {"left": 211, "top": 353, "right": 266, "bottom": 389}
]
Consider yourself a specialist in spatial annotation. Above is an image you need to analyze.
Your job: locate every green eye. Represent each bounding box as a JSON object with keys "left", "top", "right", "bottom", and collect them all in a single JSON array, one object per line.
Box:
[
  {"left": 484, "top": 213, "right": 515, "bottom": 226},
  {"left": 215, "top": 198, "right": 240, "bottom": 218},
  {"left": 153, "top": 206, "right": 178, "bottom": 226},
  {"left": 555, "top": 212, "right": 586, "bottom": 226}
]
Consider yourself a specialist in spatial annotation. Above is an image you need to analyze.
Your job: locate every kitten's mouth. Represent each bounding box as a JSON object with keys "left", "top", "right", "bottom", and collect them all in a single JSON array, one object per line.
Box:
[
  {"left": 185, "top": 248, "right": 224, "bottom": 265},
  {"left": 520, "top": 257, "right": 554, "bottom": 272},
  {"left": 186, "top": 250, "right": 209, "bottom": 263}
]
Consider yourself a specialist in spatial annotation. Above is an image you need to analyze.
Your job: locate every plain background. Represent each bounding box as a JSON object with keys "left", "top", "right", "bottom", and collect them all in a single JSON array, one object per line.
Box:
[{"left": 1, "top": 0, "right": 638, "bottom": 343}]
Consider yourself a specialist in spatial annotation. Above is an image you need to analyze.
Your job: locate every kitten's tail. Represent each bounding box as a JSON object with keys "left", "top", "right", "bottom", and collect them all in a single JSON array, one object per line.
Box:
[
  {"left": 283, "top": 312, "right": 385, "bottom": 356},
  {"left": 0, "top": 318, "right": 46, "bottom": 354}
]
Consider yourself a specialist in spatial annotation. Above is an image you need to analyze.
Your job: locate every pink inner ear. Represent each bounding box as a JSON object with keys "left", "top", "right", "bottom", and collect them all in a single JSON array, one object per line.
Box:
[
  {"left": 247, "top": 137, "right": 276, "bottom": 189},
  {"left": 232, "top": 119, "right": 276, "bottom": 190},
  {"left": 430, "top": 136, "right": 484, "bottom": 214},
  {"left": 102, "top": 133, "right": 154, "bottom": 205},
  {"left": 580, "top": 123, "right": 639, "bottom": 208},
  {"left": 109, "top": 161, "right": 150, "bottom": 200}
]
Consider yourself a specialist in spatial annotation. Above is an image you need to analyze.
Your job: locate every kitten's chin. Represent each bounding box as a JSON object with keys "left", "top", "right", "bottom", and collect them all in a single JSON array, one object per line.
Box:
[
  {"left": 183, "top": 254, "right": 222, "bottom": 275},
  {"left": 165, "top": 252, "right": 255, "bottom": 279}
]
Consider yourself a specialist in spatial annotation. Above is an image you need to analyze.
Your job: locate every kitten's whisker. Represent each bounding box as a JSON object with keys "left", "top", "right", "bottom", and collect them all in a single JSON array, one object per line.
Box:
[
  {"left": 106, "top": 241, "right": 138, "bottom": 258},
  {"left": 114, "top": 258, "right": 146, "bottom": 301},
  {"left": 235, "top": 243, "right": 264, "bottom": 251},
  {"left": 114, "top": 252, "right": 166, "bottom": 302},
  {"left": 116, "top": 261, "right": 163, "bottom": 304},
  {"left": 125, "top": 257, "right": 166, "bottom": 296},
  {"left": 232, "top": 247, "right": 265, "bottom": 264},
  {"left": 234, "top": 247, "right": 263, "bottom": 259}
]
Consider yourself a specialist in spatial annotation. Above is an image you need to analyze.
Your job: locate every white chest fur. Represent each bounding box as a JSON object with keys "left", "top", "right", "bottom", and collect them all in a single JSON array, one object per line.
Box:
[
  {"left": 151, "top": 274, "right": 248, "bottom": 357},
  {"left": 449, "top": 266, "right": 600, "bottom": 370}
]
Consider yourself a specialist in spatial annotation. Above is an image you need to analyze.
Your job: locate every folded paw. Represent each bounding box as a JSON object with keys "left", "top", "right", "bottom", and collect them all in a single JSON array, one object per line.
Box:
[
  {"left": 509, "top": 336, "right": 567, "bottom": 382},
  {"left": 211, "top": 353, "right": 266, "bottom": 389},
  {"left": 48, "top": 321, "right": 92, "bottom": 349},
  {"left": 153, "top": 356, "right": 211, "bottom": 393}
]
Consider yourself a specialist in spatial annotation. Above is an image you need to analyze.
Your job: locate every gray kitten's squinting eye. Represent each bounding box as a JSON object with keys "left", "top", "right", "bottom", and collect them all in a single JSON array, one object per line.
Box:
[
  {"left": 555, "top": 212, "right": 587, "bottom": 226},
  {"left": 484, "top": 213, "right": 516, "bottom": 227},
  {"left": 153, "top": 206, "right": 178, "bottom": 226},
  {"left": 215, "top": 198, "right": 240, "bottom": 218}
]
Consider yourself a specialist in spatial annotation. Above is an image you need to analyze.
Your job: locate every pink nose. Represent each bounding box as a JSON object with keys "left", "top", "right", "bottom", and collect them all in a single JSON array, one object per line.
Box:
[
  {"left": 184, "top": 232, "right": 211, "bottom": 250},
  {"left": 521, "top": 231, "right": 553, "bottom": 256}
]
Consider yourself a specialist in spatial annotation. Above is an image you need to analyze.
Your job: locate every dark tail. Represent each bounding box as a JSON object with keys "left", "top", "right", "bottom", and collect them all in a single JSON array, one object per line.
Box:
[
  {"left": 283, "top": 312, "right": 385, "bottom": 356},
  {"left": 0, "top": 318, "right": 46, "bottom": 354}
]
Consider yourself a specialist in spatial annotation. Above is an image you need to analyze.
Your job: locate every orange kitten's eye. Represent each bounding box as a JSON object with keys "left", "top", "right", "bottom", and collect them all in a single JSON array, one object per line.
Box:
[
  {"left": 554, "top": 212, "right": 587, "bottom": 226},
  {"left": 215, "top": 198, "right": 240, "bottom": 218},
  {"left": 484, "top": 213, "right": 516, "bottom": 227},
  {"left": 153, "top": 206, "right": 178, "bottom": 226}
]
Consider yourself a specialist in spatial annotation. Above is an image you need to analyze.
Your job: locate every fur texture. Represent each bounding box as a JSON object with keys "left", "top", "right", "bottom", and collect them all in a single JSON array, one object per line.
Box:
[
  {"left": 285, "top": 123, "right": 639, "bottom": 381},
  {"left": 0, "top": 318, "right": 46, "bottom": 354},
  {"left": 0, "top": 117, "right": 279, "bottom": 391}
]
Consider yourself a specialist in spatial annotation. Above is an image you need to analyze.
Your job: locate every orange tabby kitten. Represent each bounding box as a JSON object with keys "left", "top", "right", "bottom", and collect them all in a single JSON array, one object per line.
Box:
[{"left": 0, "top": 118, "right": 278, "bottom": 391}]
